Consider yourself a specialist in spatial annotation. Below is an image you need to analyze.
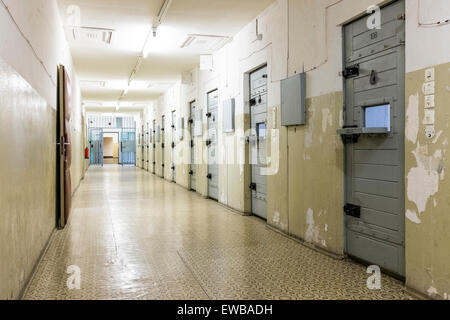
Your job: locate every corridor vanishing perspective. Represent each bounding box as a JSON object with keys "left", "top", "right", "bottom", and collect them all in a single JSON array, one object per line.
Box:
[
  {"left": 1, "top": 0, "right": 450, "bottom": 305},
  {"left": 23, "top": 166, "right": 411, "bottom": 300}
]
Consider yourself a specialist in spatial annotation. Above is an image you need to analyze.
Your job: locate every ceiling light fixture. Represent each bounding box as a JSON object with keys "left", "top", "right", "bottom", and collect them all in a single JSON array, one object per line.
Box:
[{"left": 119, "top": 0, "right": 172, "bottom": 101}]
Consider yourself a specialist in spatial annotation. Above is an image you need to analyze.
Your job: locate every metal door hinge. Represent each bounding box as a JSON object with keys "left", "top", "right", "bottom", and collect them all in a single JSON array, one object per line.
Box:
[
  {"left": 341, "top": 64, "right": 360, "bottom": 78},
  {"left": 344, "top": 204, "right": 361, "bottom": 218},
  {"left": 397, "top": 13, "right": 405, "bottom": 21},
  {"left": 189, "top": 170, "right": 194, "bottom": 175},
  {"left": 249, "top": 183, "right": 257, "bottom": 191},
  {"left": 207, "top": 173, "right": 212, "bottom": 180},
  {"left": 171, "top": 142, "right": 175, "bottom": 149},
  {"left": 206, "top": 139, "right": 211, "bottom": 147},
  {"left": 206, "top": 112, "right": 212, "bottom": 118}
]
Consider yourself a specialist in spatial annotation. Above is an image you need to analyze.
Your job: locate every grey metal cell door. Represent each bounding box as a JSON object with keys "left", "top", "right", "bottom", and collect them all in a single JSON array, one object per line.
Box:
[
  {"left": 189, "top": 101, "right": 197, "bottom": 191},
  {"left": 250, "top": 66, "right": 268, "bottom": 220},
  {"left": 171, "top": 110, "right": 177, "bottom": 182},
  {"left": 90, "top": 128, "right": 103, "bottom": 166},
  {"left": 152, "top": 120, "right": 156, "bottom": 174},
  {"left": 207, "top": 90, "right": 219, "bottom": 200},
  {"left": 343, "top": 0, "right": 405, "bottom": 277},
  {"left": 119, "top": 129, "right": 136, "bottom": 165},
  {"left": 161, "top": 116, "right": 165, "bottom": 178}
]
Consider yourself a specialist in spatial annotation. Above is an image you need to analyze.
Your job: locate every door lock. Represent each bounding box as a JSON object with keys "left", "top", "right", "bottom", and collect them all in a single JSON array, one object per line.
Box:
[{"left": 370, "top": 70, "right": 377, "bottom": 85}]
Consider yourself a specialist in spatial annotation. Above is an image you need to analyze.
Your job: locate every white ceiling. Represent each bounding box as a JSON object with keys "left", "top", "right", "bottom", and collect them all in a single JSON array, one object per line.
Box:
[{"left": 57, "top": 0, "right": 275, "bottom": 111}]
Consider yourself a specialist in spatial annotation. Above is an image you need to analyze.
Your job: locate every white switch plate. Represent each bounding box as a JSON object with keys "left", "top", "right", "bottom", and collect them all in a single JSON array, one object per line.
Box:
[
  {"left": 423, "top": 81, "right": 435, "bottom": 95},
  {"left": 423, "top": 109, "right": 435, "bottom": 125},
  {"left": 425, "top": 95, "right": 435, "bottom": 108},
  {"left": 425, "top": 68, "right": 435, "bottom": 82},
  {"left": 425, "top": 126, "right": 436, "bottom": 139}
]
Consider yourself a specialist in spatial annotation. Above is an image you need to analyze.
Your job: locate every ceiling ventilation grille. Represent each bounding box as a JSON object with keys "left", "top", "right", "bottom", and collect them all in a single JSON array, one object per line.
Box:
[
  {"left": 180, "top": 34, "right": 231, "bottom": 51},
  {"left": 72, "top": 27, "right": 114, "bottom": 45}
]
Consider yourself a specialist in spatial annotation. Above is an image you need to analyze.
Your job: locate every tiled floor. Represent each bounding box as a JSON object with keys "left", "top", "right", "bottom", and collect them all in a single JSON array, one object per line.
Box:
[{"left": 23, "top": 166, "right": 413, "bottom": 300}]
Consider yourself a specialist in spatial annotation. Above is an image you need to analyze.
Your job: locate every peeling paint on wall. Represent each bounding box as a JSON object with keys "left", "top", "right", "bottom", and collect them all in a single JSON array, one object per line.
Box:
[
  {"left": 407, "top": 143, "right": 445, "bottom": 217},
  {"left": 305, "top": 208, "right": 320, "bottom": 244},
  {"left": 321, "top": 108, "right": 332, "bottom": 133},
  {"left": 304, "top": 105, "right": 316, "bottom": 148},
  {"left": 406, "top": 209, "right": 421, "bottom": 224},
  {"left": 406, "top": 93, "right": 419, "bottom": 144}
]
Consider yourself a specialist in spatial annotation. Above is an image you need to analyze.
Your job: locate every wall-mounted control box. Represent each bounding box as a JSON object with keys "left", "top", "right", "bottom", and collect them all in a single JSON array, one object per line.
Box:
[
  {"left": 223, "top": 98, "right": 235, "bottom": 133},
  {"left": 281, "top": 73, "right": 306, "bottom": 126}
]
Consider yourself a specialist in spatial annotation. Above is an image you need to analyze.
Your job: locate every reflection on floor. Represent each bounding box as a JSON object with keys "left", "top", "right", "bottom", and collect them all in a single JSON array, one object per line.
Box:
[
  {"left": 103, "top": 158, "right": 118, "bottom": 165},
  {"left": 23, "top": 166, "right": 413, "bottom": 300}
]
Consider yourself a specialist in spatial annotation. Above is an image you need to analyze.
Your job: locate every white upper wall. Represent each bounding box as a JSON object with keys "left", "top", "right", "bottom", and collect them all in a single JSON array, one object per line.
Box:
[
  {"left": 0, "top": 0, "right": 77, "bottom": 109},
  {"left": 406, "top": 0, "right": 450, "bottom": 72},
  {"left": 146, "top": 0, "right": 450, "bottom": 114}
]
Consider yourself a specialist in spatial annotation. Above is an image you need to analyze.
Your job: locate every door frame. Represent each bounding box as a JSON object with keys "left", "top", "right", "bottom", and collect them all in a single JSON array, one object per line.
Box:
[{"left": 102, "top": 131, "right": 120, "bottom": 165}]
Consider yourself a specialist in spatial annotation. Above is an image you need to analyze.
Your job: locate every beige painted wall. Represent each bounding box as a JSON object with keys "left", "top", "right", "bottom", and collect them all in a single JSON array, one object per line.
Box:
[
  {"left": 139, "top": 0, "right": 450, "bottom": 297},
  {"left": 0, "top": 57, "right": 57, "bottom": 300},
  {"left": 405, "top": 62, "right": 450, "bottom": 299},
  {"left": 0, "top": 0, "right": 83, "bottom": 299}
]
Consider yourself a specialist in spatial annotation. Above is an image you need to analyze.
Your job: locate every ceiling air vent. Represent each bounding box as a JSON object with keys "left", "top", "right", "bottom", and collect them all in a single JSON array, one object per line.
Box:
[
  {"left": 180, "top": 34, "right": 231, "bottom": 52},
  {"left": 72, "top": 27, "right": 114, "bottom": 45}
]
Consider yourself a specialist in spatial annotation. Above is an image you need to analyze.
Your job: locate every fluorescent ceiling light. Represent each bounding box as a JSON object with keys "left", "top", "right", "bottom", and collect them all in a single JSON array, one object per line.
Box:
[
  {"left": 80, "top": 80, "right": 106, "bottom": 88},
  {"left": 180, "top": 34, "right": 231, "bottom": 51}
]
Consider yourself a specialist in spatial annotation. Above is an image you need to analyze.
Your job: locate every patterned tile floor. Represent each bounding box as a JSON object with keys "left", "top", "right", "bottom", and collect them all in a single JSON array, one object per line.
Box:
[{"left": 23, "top": 166, "right": 413, "bottom": 300}]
